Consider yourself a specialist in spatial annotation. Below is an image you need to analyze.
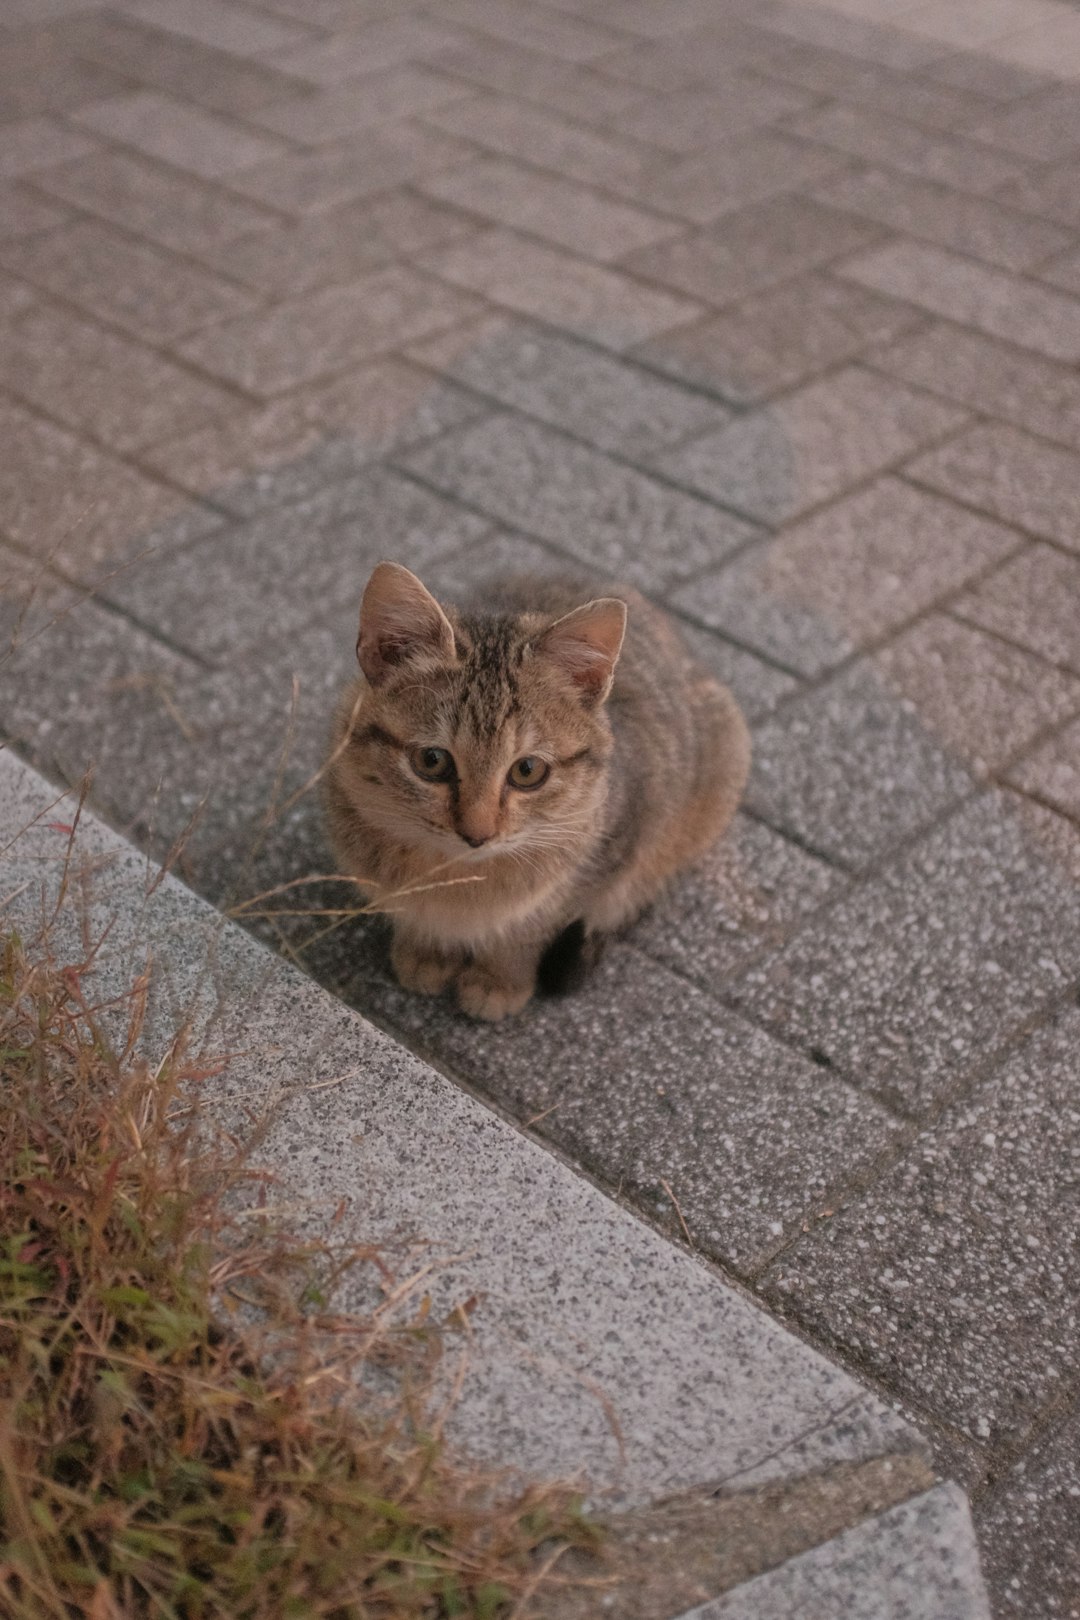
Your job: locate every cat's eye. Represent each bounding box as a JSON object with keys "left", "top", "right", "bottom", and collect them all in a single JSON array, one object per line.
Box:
[
  {"left": 507, "top": 756, "right": 549, "bottom": 791},
  {"left": 409, "top": 745, "right": 455, "bottom": 783}
]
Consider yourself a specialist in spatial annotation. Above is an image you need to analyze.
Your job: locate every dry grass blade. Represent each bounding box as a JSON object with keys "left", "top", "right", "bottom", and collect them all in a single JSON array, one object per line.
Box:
[{"left": 0, "top": 928, "right": 601, "bottom": 1618}]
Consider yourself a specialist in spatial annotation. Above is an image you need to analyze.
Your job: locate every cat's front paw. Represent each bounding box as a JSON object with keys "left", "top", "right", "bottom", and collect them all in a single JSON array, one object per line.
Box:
[
  {"left": 391, "top": 935, "right": 460, "bottom": 996},
  {"left": 456, "top": 964, "right": 532, "bottom": 1021}
]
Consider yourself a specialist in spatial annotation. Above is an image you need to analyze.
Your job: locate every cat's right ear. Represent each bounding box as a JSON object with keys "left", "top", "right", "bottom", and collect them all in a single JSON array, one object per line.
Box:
[{"left": 356, "top": 562, "right": 456, "bottom": 684}]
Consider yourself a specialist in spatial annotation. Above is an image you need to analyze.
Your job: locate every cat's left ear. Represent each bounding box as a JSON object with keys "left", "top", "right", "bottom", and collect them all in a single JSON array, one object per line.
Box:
[{"left": 534, "top": 597, "right": 627, "bottom": 705}]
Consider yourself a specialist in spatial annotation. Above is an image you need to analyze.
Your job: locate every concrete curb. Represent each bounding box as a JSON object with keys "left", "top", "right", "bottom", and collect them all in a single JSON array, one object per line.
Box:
[{"left": 0, "top": 748, "right": 990, "bottom": 1617}]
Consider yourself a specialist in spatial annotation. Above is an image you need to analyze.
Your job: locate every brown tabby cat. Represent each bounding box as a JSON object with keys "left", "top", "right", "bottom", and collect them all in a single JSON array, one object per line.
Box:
[{"left": 325, "top": 563, "right": 749, "bottom": 1021}]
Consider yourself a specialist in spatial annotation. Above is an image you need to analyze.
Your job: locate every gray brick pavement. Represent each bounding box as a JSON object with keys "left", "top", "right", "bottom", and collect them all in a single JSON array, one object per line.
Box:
[{"left": 4, "top": 2, "right": 1080, "bottom": 1610}]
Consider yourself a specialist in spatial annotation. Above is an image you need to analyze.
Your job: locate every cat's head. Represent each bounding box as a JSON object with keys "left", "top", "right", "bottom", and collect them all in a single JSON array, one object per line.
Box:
[{"left": 340, "top": 562, "right": 626, "bottom": 860}]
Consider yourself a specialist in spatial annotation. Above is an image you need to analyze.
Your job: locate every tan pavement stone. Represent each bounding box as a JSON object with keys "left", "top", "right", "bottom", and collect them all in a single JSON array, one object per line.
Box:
[
  {"left": 812, "top": 165, "right": 1072, "bottom": 272},
  {"left": 226, "top": 119, "right": 477, "bottom": 214},
  {"left": 788, "top": 101, "right": 1031, "bottom": 193},
  {"left": 873, "top": 612, "right": 1080, "bottom": 774},
  {"left": 2, "top": 300, "right": 237, "bottom": 454},
  {"left": 244, "top": 65, "right": 472, "bottom": 144},
  {"left": 0, "top": 218, "right": 259, "bottom": 341},
  {"left": 186, "top": 190, "right": 477, "bottom": 298},
  {"left": 0, "top": 395, "right": 219, "bottom": 581},
  {"left": 174, "top": 264, "right": 485, "bottom": 395},
  {"left": 624, "top": 196, "right": 882, "bottom": 308},
  {"left": 635, "top": 273, "right": 925, "bottom": 404},
  {"left": 0, "top": 116, "right": 97, "bottom": 178},
  {"left": 419, "top": 226, "right": 702, "bottom": 349},
  {"left": 869, "top": 321, "right": 1080, "bottom": 452},
  {"left": 27, "top": 148, "right": 282, "bottom": 257},
  {"left": 420, "top": 154, "right": 681, "bottom": 262},
  {"left": 839, "top": 239, "right": 1080, "bottom": 362},
  {"left": 1006, "top": 715, "right": 1080, "bottom": 821},
  {"left": 907, "top": 422, "right": 1080, "bottom": 551},
  {"left": 63, "top": 11, "right": 310, "bottom": 116},
  {"left": 954, "top": 544, "right": 1080, "bottom": 673},
  {"left": 69, "top": 90, "right": 289, "bottom": 179}
]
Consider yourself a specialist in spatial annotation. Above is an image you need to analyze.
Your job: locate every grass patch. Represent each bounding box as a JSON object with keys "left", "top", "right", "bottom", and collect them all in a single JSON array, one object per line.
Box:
[{"left": 0, "top": 926, "right": 600, "bottom": 1618}]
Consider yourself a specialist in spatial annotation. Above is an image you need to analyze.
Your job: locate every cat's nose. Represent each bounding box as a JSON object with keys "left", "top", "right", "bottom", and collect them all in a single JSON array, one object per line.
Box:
[{"left": 461, "top": 831, "right": 491, "bottom": 848}]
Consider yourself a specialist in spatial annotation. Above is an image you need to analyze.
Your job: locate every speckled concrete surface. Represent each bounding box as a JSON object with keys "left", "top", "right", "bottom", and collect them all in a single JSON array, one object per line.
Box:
[{"left": 4, "top": 0, "right": 1080, "bottom": 1609}]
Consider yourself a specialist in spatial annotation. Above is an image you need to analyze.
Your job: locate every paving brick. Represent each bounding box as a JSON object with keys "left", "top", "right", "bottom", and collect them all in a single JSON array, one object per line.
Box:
[
  {"left": 869, "top": 320, "right": 1080, "bottom": 452},
  {"left": 876, "top": 613, "right": 1080, "bottom": 775},
  {"left": 402, "top": 412, "right": 757, "bottom": 590},
  {"left": 0, "top": 392, "right": 222, "bottom": 576},
  {"left": 0, "top": 31, "right": 129, "bottom": 122},
  {"left": 954, "top": 544, "right": 1080, "bottom": 675},
  {"left": 623, "top": 197, "right": 882, "bottom": 309},
  {"left": 0, "top": 219, "right": 258, "bottom": 341},
  {"left": 0, "top": 586, "right": 208, "bottom": 838},
  {"left": 113, "top": 0, "right": 312, "bottom": 56},
  {"left": 0, "top": 183, "right": 71, "bottom": 243},
  {"left": 420, "top": 154, "right": 680, "bottom": 262},
  {"left": 2, "top": 300, "right": 235, "bottom": 455},
  {"left": 614, "top": 76, "right": 815, "bottom": 153},
  {"left": 995, "top": 159, "right": 1080, "bottom": 231},
  {"left": 266, "top": 15, "right": 468, "bottom": 83},
  {"left": 420, "top": 527, "right": 584, "bottom": 603},
  {"left": 27, "top": 148, "right": 281, "bottom": 258},
  {"left": 0, "top": 117, "right": 97, "bottom": 178},
  {"left": 627, "top": 134, "right": 851, "bottom": 226},
  {"left": 1006, "top": 715, "right": 1080, "bottom": 823},
  {"left": 245, "top": 65, "right": 472, "bottom": 144},
  {"left": 669, "top": 479, "right": 1019, "bottom": 677},
  {"left": 657, "top": 367, "right": 965, "bottom": 525},
  {"left": 419, "top": 227, "right": 700, "bottom": 349},
  {"left": 408, "top": 316, "right": 730, "bottom": 458},
  {"left": 907, "top": 423, "right": 1080, "bottom": 553},
  {"left": 987, "top": 9, "right": 1080, "bottom": 74},
  {"left": 732, "top": 788, "right": 1080, "bottom": 1114},
  {"left": 425, "top": 37, "right": 649, "bottom": 125},
  {"left": 226, "top": 120, "right": 477, "bottom": 215},
  {"left": 752, "top": 4, "right": 951, "bottom": 70},
  {"left": 102, "top": 467, "right": 489, "bottom": 664},
  {"left": 746, "top": 659, "right": 975, "bottom": 868},
  {"left": 757, "top": 37, "right": 999, "bottom": 131},
  {"left": 363, "top": 944, "right": 902, "bottom": 1274},
  {"left": 839, "top": 239, "right": 1080, "bottom": 363},
  {"left": 665, "top": 616, "right": 800, "bottom": 721},
  {"left": 894, "top": 0, "right": 1064, "bottom": 48},
  {"left": 174, "top": 265, "right": 484, "bottom": 396},
  {"left": 813, "top": 165, "right": 1072, "bottom": 273},
  {"left": 967, "top": 81, "right": 1080, "bottom": 162},
  {"left": 788, "top": 100, "right": 1031, "bottom": 194},
  {"left": 978, "top": 1399, "right": 1080, "bottom": 1620},
  {"left": 628, "top": 813, "right": 837, "bottom": 986},
  {"left": 420, "top": 91, "right": 654, "bottom": 194},
  {"left": 70, "top": 90, "right": 289, "bottom": 180},
  {"left": 923, "top": 45, "right": 1047, "bottom": 101},
  {"left": 634, "top": 273, "right": 924, "bottom": 404},
  {"left": 591, "top": 20, "right": 782, "bottom": 93},
  {"left": 437, "top": 0, "right": 629, "bottom": 64},
  {"left": 191, "top": 188, "right": 475, "bottom": 296},
  {"left": 142, "top": 357, "right": 487, "bottom": 514},
  {"left": 64, "top": 11, "right": 310, "bottom": 117},
  {"left": 0, "top": 272, "right": 36, "bottom": 326},
  {"left": 763, "top": 1009, "right": 1080, "bottom": 1448}
]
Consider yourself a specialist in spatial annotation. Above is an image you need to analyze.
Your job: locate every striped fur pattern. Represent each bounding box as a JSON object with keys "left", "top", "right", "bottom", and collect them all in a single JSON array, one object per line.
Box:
[{"left": 325, "top": 564, "right": 750, "bottom": 1020}]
